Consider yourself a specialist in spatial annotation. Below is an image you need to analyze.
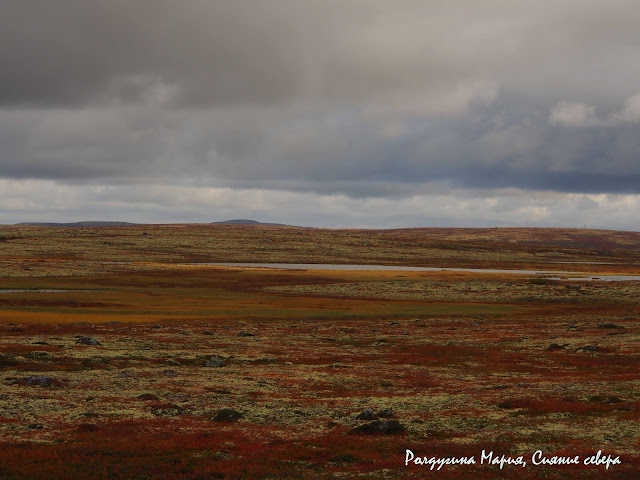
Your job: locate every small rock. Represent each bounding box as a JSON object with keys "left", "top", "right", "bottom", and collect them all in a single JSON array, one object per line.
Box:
[
  {"left": 27, "top": 423, "right": 44, "bottom": 430},
  {"left": 589, "top": 395, "right": 623, "bottom": 404},
  {"left": 137, "top": 393, "right": 160, "bottom": 401},
  {"left": 16, "top": 376, "right": 60, "bottom": 387},
  {"left": 355, "top": 408, "right": 378, "bottom": 421},
  {"left": 328, "top": 363, "right": 353, "bottom": 369},
  {"left": 165, "top": 359, "right": 181, "bottom": 366},
  {"left": 76, "top": 337, "right": 102, "bottom": 346},
  {"left": 8, "top": 326, "right": 25, "bottom": 332},
  {"left": 152, "top": 324, "right": 164, "bottom": 329},
  {"left": 330, "top": 454, "right": 359, "bottom": 463},
  {"left": 203, "top": 331, "right": 213, "bottom": 335},
  {"left": 598, "top": 323, "right": 624, "bottom": 329},
  {"left": 205, "top": 356, "right": 225, "bottom": 368},
  {"left": 160, "top": 369, "right": 178, "bottom": 377},
  {"left": 377, "top": 408, "right": 393, "bottom": 418},
  {"left": 237, "top": 331, "right": 255, "bottom": 337},
  {"left": 151, "top": 403, "right": 186, "bottom": 417},
  {"left": 0, "top": 353, "right": 18, "bottom": 366},
  {"left": 25, "top": 351, "right": 53, "bottom": 360},
  {"left": 575, "top": 345, "right": 599, "bottom": 353},
  {"left": 546, "top": 343, "right": 567, "bottom": 351},
  {"left": 212, "top": 408, "right": 243, "bottom": 422},
  {"left": 350, "top": 420, "right": 406, "bottom": 435}
]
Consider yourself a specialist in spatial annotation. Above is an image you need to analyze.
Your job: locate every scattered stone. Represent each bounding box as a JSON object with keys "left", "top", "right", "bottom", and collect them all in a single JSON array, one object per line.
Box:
[
  {"left": 377, "top": 408, "right": 393, "bottom": 418},
  {"left": 598, "top": 323, "right": 624, "bottom": 329},
  {"left": 152, "top": 324, "right": 164, "bottom": 329},
  {"left": 151, "top": 403, "right": 186, "bottom": 416},
  {"left": 205, "top": 356, "right": 225, "bottom": 368},
  {"left": 165, "top": 359, "right": 181, "bottom": 366},
  {"left": 27, "top": 424, "right": 44, "bottom": 430},
  {"left": 208, "top": 388, "right": 232, "bottom": 395},
  {"left": 24, "top": 351, "right": 53, "bottom": 360},
  {"left": 355, "top": 408, "right": 378, "bottom": 421},
  {"left": 0, "top": 353, "right": 18, "bottom": 366},
  {"left": 516, "top": 383, "right": 531, "bottom": 388},
  {"left": 350, "top": 420, "right": 406, "bottom": 435},
  {"left": 330, "top": 454, "right": 359, "bottom": 463},
  {"left": 590, "top": 395, "right": 623, "bottom": 404},
  {"left": 8, "top": 326, "right": 25, "bottom": 332},
  {"left": 237, "top": 331, "right": 255, "bottom": 337},
  {"left": 546, "top": 343, "right": 567, "bottom": 351},
  {"left": 203, "top": 331, "right": 213, "bottom": 335},
  {"left": 212, "top": 408, "right": 243, "bottom": 422},
  {"left": 160, "top": 369, "right": 179, "bottom": 377},
  {"left": 328, "top": 363, "right": 353, "bottom": 369},
  {"left": 137, "top": 393, "right": 160, "bottom": 401},
  {"left": 76, "top": 337, "right": 102, "bottom": 346},
  {"left": 16, "top": 376, "right": 60, "bottom": 387},
  {"left": 575, "top": 345, "right": 599, "bottom": 353}
]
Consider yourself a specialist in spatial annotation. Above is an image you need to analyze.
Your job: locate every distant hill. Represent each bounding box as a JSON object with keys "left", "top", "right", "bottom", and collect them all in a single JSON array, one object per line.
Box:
[
  {"left": 17, "top": 221, "right": 137, "bottom": 227},
  {"left": 212, "top": 219, "right": 295, "bottom": 227}
]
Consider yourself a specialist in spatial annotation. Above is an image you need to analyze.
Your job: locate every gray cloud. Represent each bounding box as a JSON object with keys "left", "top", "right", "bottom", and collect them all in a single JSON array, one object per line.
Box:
[
  {"left": 1, "top": 1, "right": 640, "bottom": 227},
  {"left": 3, "top": 1, "right": 640, "bottom": 110},
  {"left": 3, "top": 96, "right": 639, "bottom": 196}
]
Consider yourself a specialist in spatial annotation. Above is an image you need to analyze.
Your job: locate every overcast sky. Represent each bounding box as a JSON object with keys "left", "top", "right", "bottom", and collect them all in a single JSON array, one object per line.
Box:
[{"left": 1, "top": 0, "right": 639, "bottom": 229}]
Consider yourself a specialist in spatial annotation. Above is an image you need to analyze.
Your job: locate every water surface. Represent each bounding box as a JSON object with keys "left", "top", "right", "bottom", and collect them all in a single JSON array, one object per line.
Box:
[{"left": 199, "top": 263, "right": 640, "bottom": 281}]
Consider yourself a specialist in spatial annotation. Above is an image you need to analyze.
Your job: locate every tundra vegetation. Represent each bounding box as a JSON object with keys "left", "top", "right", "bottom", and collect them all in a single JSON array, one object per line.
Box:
[{"left": 0, "top": 224, "right": 639, "bottom": 479}]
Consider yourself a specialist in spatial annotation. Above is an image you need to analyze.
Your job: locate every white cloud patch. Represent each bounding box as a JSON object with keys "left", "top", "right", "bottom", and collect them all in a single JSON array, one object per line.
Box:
[
  {"left": 549, "top": 93, "right": 640, "bottom": 127},
  {"left": 548, "top": 101, "right": 598, "bottom": 127}
]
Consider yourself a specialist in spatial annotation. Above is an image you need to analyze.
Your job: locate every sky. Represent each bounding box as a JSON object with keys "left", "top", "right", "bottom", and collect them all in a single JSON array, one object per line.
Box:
[{"left": 1, "top": 0, "right": 639, "bottom": 229}]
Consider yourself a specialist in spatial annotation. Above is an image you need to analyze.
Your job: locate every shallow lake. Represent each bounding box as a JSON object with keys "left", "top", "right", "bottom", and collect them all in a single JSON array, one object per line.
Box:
[
  {"left": 199, "top": 263, "right": 640, "bottom": 281},
  {"left": 0, "top": 289, "right": 77, "bottom": 294}
]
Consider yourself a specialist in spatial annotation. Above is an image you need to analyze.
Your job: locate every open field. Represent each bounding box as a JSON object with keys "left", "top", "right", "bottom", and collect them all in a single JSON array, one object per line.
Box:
[{"left": 1, "top": 225, "right": 639, "bottom": 479}]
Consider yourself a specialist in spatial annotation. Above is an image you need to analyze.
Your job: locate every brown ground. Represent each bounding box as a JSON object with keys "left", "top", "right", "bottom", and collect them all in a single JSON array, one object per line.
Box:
[{"left": 0, "top": 225, "right": 638, "bottom": 479}]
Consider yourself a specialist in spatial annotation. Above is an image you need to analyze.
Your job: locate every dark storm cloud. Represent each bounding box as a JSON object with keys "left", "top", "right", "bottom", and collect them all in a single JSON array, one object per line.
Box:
[
  {"left": 1, "top": 0, "right": 640, "bottom": 206},
  {"left": 3, "top": 0, "right": 640, "bottom": 109}
]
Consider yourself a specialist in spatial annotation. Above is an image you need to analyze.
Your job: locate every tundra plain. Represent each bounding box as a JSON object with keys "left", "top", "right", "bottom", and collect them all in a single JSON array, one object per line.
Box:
[{"left": 0, "top": 224, "right": 639, "bottom": 479}]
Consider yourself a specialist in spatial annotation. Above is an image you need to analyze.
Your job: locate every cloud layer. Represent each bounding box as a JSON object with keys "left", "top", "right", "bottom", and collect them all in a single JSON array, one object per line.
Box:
[{"left": 1, "top": 1, "right": 640, "bottom": 227}]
